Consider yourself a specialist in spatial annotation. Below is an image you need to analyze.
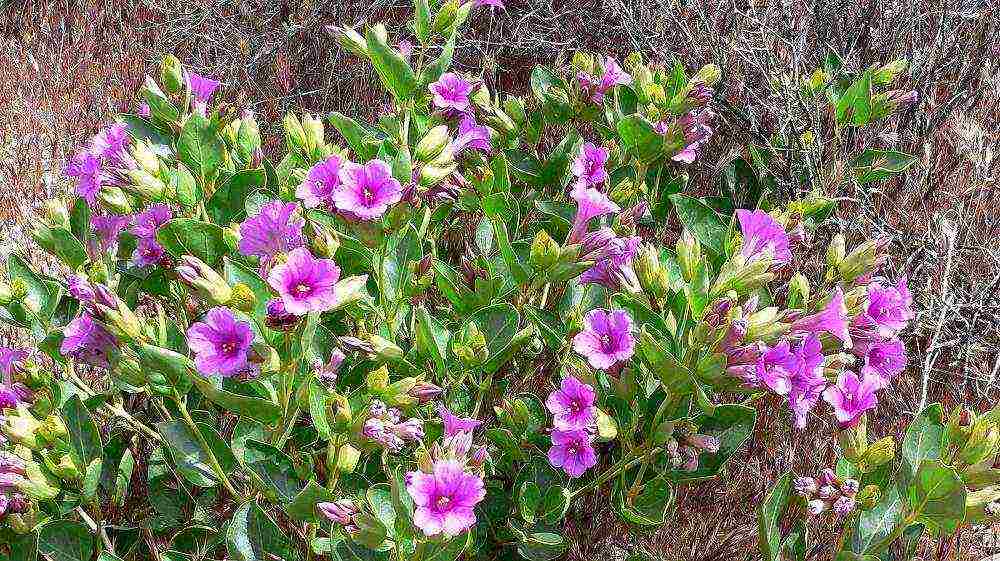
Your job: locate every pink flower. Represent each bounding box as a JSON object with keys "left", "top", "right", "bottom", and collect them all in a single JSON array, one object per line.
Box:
[
  {"left": 548, "top": 428, "right": 598, "bottom": 478},
  {"left": 854, "top": 335, "right": 906, "bottom": 386},
  {"left": 60, "top": 314, "right": 117, "bottom": 367},
  {"left": 238, "top": 200, "right": 305, "bottom": 260},
  {"left": 579, "top": 57, "right": 633, "bottom": 103},
  {"left": 545, "top": 376, "right": 597, "bottom": 430},
  {"left": 823, "top": 369, "right": 881, "bottom": 428},
  {"left": 429, "top": 73, "right": 474, "bottom": 113},
  {"left": 65, "top": 152, "right": 102, "bottom": 205},
  {"left": 267, "top": 247, "right": 341, "bottom": 315},
  {"left": 787, "top": 335, "right": 828, "bottom": 429},
  {"left": 406, "top": 459, "right": 486, "bottom": 537},
  {"left": 451, "top": 115, "right": 492, "bottom": 154},
  {"left": 854, "top": 277, "right": 913, "bottom": 336},
  {"left": 187, "top": 71, "right": 221, "bottom": 106},
  {"left": 566, "top": 183, "right": 620, "bottom": 244},
  {"left": 791, "top": 288, "right": 852, "bottom": 346},
  {"left": 572, "top": 308, "right": 635, "bottom": 369},
  {"left": 132, "top": 204, "right": 172, "bottom": 239},
  {"left": 571, "top": 142, "right": 609, "bottom": 191},
  {"left": 753, "top": 340, "right": 798, "bottom": 395},
  {"left": 334, "top": 159, "right": 404, "bottom": 220},
  {"left": 737, "top": 209, "right": 791, "bottom": 264},
  {"left": 186, "top": 307, "right": 254, "bottom": 377},
  {"left": 438, "top": 404, "right": 482, "bottom": 436},
  {"left": 296, "top": 154, "right": 345, "bottom": 210},
  {"left": 579, "top": 235, "right": 641, "bottom": 291}
]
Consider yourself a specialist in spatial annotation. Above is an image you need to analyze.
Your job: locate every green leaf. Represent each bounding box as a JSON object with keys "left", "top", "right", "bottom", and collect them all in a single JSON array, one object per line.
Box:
[
  {"left": 852, "top": 149, "right": 918, "bottom": 184},
  {"left": 178, "top": 112, "right": 225, "bottom": 185},
  {"left": 489, "top": 216, "right": 531, "bottom": 286},
  {"left": 530, "top": 66, "right": 574, "bottom": 124},
  {"left": 309, "top": 380, "right": 332, "bottom": 440},
  {"left": 244, "top": 439, "right": 305, "bottom": 503},
  {"left": 515, "top": 530, "right": 567, "bottom": 561},
  {"left": 62, "top": 395, "right": 103, "bottom": 471},
  {"left": 614, "top": 473, "right": 673, "bottom": 526},
  {"left": 143, "top": 76, "right": 179, "bottom": 124},
  {"left": 666, "top": 404, "right": 756, "bottom": 482},
  {"left": 190, "top": 374, "right": 281, "bottom": 425},
  {"left": 7, "top": 253, "right": 59, "bottom": 319},
  {"left": 523, "top": 306, "right": 566, "bottom": 349},
  {"left": 414, "top": 306, "right": 451, "bottom": 375},
  {"left": 38, "top": 521, "right": 94, "bottom": 561},
  {"left": 328, "top": 112, "right": 378, "bottom": 161},
  {"left": 432, "top": 259, "right": 478, "bottom": 314},
  {"left": 540, "top": 131, "right": 582, "bottom": 189},
  {"left": 462, "top": 303, "right": 519, "bottom": 368},
  {"left": 366, "top": 25, "right": 417, "bottom": 103},
  {"left": 669, "top": 194, "right": 728, "bottom": 255},
  {"left": 647, "top": 166, "right": 687, "bottom": 222},
  {"left": 506, "top": 149, "right": 545, "bottom": 186},
  {"left": 156, "top": 218, "right": 229, "bottom": 266},
  {"left": 44, "top": 228, "right": 88, "bottom": 270},
  {"left": 758, "top": 472, "right": 792, "bottom": 561},
  {"left": 908, "top": 459, "right": 966, "bottom": 535},
  {"left": 286, "top": 479, "right": 338, "bottom": 523},
  {"left": 413, "top": 0, "right": 431, "bottom": 43},
  {"left": 224, "top": 257, "right": 274, "bottom": 327},
  {"left": 835, "top": 70, "right": 873, "bottom": 126},
  {"left": 856, "top": 483, "right": 905, "bottom": 554},
  {"left": 617, "top": 115, "right": 665, "bottom": 163},
  {"left": 227, "top": 501, "right": 301, "bottom": 561},
  {"left": 207, "top": 168, "right": 267, "bottom": 224},
  {"left": 901, "top": 404, "right": 945, "bottom": 484},
  {"left": 156, "top": 420, "right": 237, "bottom": 488}
]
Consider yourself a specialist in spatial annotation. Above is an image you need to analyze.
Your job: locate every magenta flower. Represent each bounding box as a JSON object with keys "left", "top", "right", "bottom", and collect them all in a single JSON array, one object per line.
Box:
[
  {"left": 572, "top": 308, "right": 635, "bottom": 369},
  {"left": 823, "top": 369, "right": 881, "bottom": 428},
  {"left": 187, "top": 71, "right": 221, "bottom": 106},
  {"left": 752, "top": 340, "right": 798, "bottom": 395},
  {"left": 566, "top": 183, "right": 620, "bottom": 244},
  {"left": 334, "top": 159, "right": 403, "bottom": 220},
  {"left": 406, "top": 459, "right": 486, "bottom": 537},
  {"left": 548, "top": 428, "right": 598, "bottom": 478},
  {"left": 0, "top": 348, "right": 27, "bottom": 379},
  {"left": 186, "top": 307, "right": 254, "bottom": 377},
  {"left": 787, "top": 335, "right": 828, "bottom": 429},
  {"left": 60, "top": 314, "right": 117, "bottom": 367},
  {"left": 579, "top": 235, "right": 641, "bottom": 291},
  {"left": 92, "top": 122, "right": 131, "bottom": 167},
  {"left": 672, "top": 109, "right": 715, "bottom": 164},
  {"left": 89, "top": 213, "right": 131, "bottom": 257},
  {"left": 438, "top": 404, "right": 483, "bottom": 436},
  {"left": 475, "top": 0, "right": 504, "bottom": 6},
  {"left": 132, "top": 204, "right": 172, "bottom": 239},
  {"left": 266, "top": 247, "right": 341, "bottom": 315},
  {"left": 65, "top": 152, "right": 102, "bottom": 205},
  {"left": 854, "top": 277, "right": 913, "bottom": 336},
  {"left": 737, "top": 209, "right": 791, "bottom": 265},
  {"left": 452, "top": 115, "right": 492, "bottom": 154},
  {"left": 545, "top": 376, "right": 597, "bottom": 430},
  {"left": 854, "top": 335, "right": 906, "bottom": 386},
  {"left": 296, "top": 154, "right": 345, "bottom": 210},
  {"left": 429, "top": 73, "right": 474, "bottom": 113},
  {"left": 238, "top": 200, "right": 305, "bottom": 260},
  {"left": 571, "top": 142, "right": 609, "bottom": 191},
  {"left": 264, "top": 298, "right": 299, "bottom": 331},
  {"left": 791, "top": 288, "right": 852, "bottom": 346},
  {"left": 133, "top": 237, "right": 167, "bottom": 267},
  {"left": 579, "top": 56, "right": 633, "bottom": 103}
]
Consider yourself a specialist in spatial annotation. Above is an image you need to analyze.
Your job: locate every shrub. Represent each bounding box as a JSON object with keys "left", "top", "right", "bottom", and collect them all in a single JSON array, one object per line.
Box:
[{"left": 1, "top": 1, "right": 996, "bottom": 560}]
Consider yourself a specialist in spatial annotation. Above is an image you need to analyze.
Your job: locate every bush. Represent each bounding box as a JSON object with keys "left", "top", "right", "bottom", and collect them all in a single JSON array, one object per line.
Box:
[{"left": 1, "top": 1, "right": 997, "bottom": 560}]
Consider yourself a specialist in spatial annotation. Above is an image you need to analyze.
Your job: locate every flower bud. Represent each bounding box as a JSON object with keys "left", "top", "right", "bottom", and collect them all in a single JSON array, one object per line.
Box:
[
  {"left": 98, "top": 185, "right": 134, "bottom": 214},
  {"left": 176, "top": 255, "right": 233, "bottom": 305},
  {"left": 453, "top": 321, "right": 487, "bottom": 368},
  {"left": 470, "top": 445, "right": 489, "bottom": 468},
  {"left": 693, "top": 64, "right": 721, "bottom": 86},
  {"left": 408, "top": 381, "right": 443, "bottom": 404},
  {"left": 283, "top": 112, "right": 308, "bottom": 153},
  {"left": 857, "top": 484, "right": 881, "bottom": 510},
  {"left": 634, "top": 244, "right": 670, "bottom": 300},
  {"left": 43, "top": 199, "right": 70, "bottom": 230},
  {"left": 301, "top": 113, "right": 325, "bottom": 155},
  {"left": 826, "top": 234, "right": 846, "bottom": 271},
  {"left": 0, "top": 281, "right": 12, "bottom": 305},
  {"left": 873, "top": 59, "right": 908, "bottom": 85},
  {"left": 365, "top": 335, "right": 403, "bottom": 363},
  {"left": 131, "top": 140, "right": 161, "bottom": 175},
  {"left": 2, "top": 407, "right": 42, "bottom": 450},
  {"left": 837, "top": 239, "right": 883, "bottom": 283},
  {"left": 960, "top": 419, "right": 1000, "bottom": 466},
  {"left": 414, "top": 125, "right": 451, "bottom": 163},
  {"left": 316, "top": 349, "right": 345, "bottom": 387},
  {"left": 503, "top": 96, "right": 527, "bottom": 126},
  {"left": 328, "top": 25, "right": 368, "bottom": 56},
  {"left": 676, "top": 230, "right": 702, "bottom": 283},
  {"left": 227, "top": 283, "right": 257, "bottom": 314},
  {"left": 160, "top": 54, "right": 184, "bottom": 95},
  {"left": 838, "top": 415, "right": 868, "bottom": 464},
  {"left": 529, "top": 230, "right": 560, "bottom": 271},
  {"left": 125, "top": 169, "right": 167, "bottom": 201},
  {"left": 318, "top": 499, "right": 358, "bottom": 525},
  {"left": 787, "top": 273, "right": 810, "bottom": 309},
  {"left": 859, "top": 436, "right": 896, "bottom": 472},
  {"left": 433, "top": 0, "right": 460, "bottom": 33},
  {"left": 947, "top": 406, "right": 973, "bottom": 448}
]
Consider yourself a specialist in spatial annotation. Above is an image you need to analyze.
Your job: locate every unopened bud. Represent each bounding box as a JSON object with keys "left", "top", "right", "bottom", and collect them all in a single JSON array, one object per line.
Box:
[
  {"left": 43, "top": 199, "right": 70, "bottom": 230},
  {"left": 692, "top": 64, "right": 721, "bottom": 86},
  {"left": 529, "top": 230, "right": 560, "bottom": 270},
  {"left": 227, "top": 283, "right": 257, "bottom": 314},
  {"left": 860, "top": 436, "right": 896, "bottom": 472},
  {"left": 160, "top": 55, "right": 184, "bottom": 95},
  {"left": 329, "top": 25, "right": 368, "bottom": 57},
  {"left": 874, "top": 59, "right": 908, "bottom": 85},
  {"left": 415, "top": 125, "right": 451, "bottom": 162},
  {"left": 826, "top": 234, "right": 846, "bottom": 271},
  {"left": 283, "top": 113, "right": 307, "bottom": 153},
  {"left": 960, "top": 419, "right": 1000, "bottom": 466},
  {"left": 634, "top": 244, "right": 669, "bottom": 300},
  {"left": 98, "top": 185, "right": 133, "bottom": 214},
  {"left": 787, "top": 273, "right": 810, "bottom": 309},
  {"left": 838, "top": 415, "right": 868, "bottom": 464},
  {"left": 302, "top": 113, "right": 325, "bottom": 154},
  {"left": 408, "top": 381, "right": 443, "bottom": 404},
  {"left": 676, "top": 231, "right": 702, "bottom": 283},
  {"left": 857, "top": 484, "right": 881, "bottom": 510}
]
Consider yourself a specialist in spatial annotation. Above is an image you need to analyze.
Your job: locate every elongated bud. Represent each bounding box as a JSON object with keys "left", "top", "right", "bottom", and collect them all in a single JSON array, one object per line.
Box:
[
  {"left": 415, "top": 125, "right": 451, "bottom": 162},
  {"left": 634, "top": 244, "right": 669, "bottom": 300},
  {"left": 43, "top": 199, "right": 70, "bottom": 230},
  {"left": 529, "top": 230, "right": 560, "bottom": 270},
  {"left": 693, "top": 64, "right": 721, "bottom": 86},
  {"left": 0, "top": 281, "right": 12, "bottom": 305},
  {"left": 366, "top": 335, "right": 403, "bottom": 363},
  {"left": 873, "top": 59, "right": 908, "bottom": 85},
  {"left": 960, "top": 419, "right": 1000, "bottom": 466},
  {"left": 237, "top": 110, "right": 263, "bottom": 166},
  {"left": 302, "top": 113, "right": 325, "bottom": 154},
  {"left": 503, "top": 96, "right": 527, "bottom": 126},
  {"left": 131, "top": 140, "right": 161, "bottom": 175},
  {"left": 328, "top": 25, "right": 368, "bottom": 56},
  {"left": 838, "top": 239, "right": 884, "bottom": 283},
  {"left": 838, "top": 414, "right": 868, "bottom": 464},
  {"left": 125, "top": 169, "right": 166, "bottom": 200},
  {"left": 177, "top": 255, "right": 233, "bottom": 305},
  {"left": 318, "top": 499, "right": 358, "bottom": 525},
  {"left": 408, "top": 381, "right": 443, "bottom": 404},
  {"left": 98, "top": 185, "right": 134, "bottom": 214},
  {"left": 433, "top": 0, "right": 460, "bottom": 33},
  {"left": 860, "top": 436, "right": 896, "bottom": 472},
  {"left": 160, "top": 55, "right": 184, "bottom": 95},
  {"left": 676, "top": 230, "right": 702, "bottom": 283},
  {"left": 283, "top": 113, "right": 307, "bottom": 153},
  {"left": 787, "top": 273, "right": 810, "bottom": 309}
]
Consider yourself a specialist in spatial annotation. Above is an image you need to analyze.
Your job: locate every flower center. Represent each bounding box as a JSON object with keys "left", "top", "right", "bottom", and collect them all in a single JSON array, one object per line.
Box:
[
  {"left": 569, "top": 400, "right": 581, "bottom": 413},
  {"left": 436, "top": 495, "right": 451, "bottom": 509},
  {"left": 600, "top": 333, "right": 612, "bottom": 351},
  {"left": 568, "top": 444, "right": 579, "bottom": 455},
  {"left": 221, "top": 342, "right": 237, "bottom": 356},
  {"left": 295, "top": 283, "right": 311, "bottom": 296},
  {"left": 363, "top": 187, "right": 374, "bottom": 204}
]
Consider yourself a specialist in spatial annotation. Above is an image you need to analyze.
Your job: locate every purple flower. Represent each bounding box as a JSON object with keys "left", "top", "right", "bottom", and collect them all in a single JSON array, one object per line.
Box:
[
  {"left": 296, "top": 154, "right": 345, "bottom": 210},
  {"left": 133, "top": 237, "right": 167, "bottom": 267},
  {"left": 572, "top": 308, "right": 635, "bottom": 369},
  {"left": 406, "top": 459, "right": 486, "bottom": 537},
  {"left": 334, "top": 159, "right": 404, "bottom": 220},
  {"left": 791, "top": 288, "right": 852, "bottom": 346},
  {"left": 92, "top": 123, "right": 131, "bottom": 167},
  {"left": 65, "top": 152, "right": 102, "bottom": 205},
  {"left": 737, "top": 209, "right": 791, "bottom": 265},
  {"left": 187, "top": 72, "right": 221, "bottom": 106},
  {"left": 855, "top": 335, "right": 906, "bottom": 385},
  {"left": 318, "top": 499, "right": 358, "bottom": 526},
  {"left": 186, "top": 307, "right": 254, "bottom": 377},
  {"left": 567, "top": 183, "right": 620, "bottom": 244},
  {"left": 468, "top": 0, "right": 503, "bottom": 6},
  {"left": 752, "top": 340, "right": 798, "bottom": 395},
  {"left": 429, "top": 73, "right": 474, "bottom": 113},
  {"left": 60, "top": 314, "right": 117, "bottom": 367},
  {"left": 438, "top": 404, "right": 482, "bottom": 436},
  {"left": 138, "top": 102, "right": 151, "bottom": 118},
  {"left": 854, "top": 277, "right": 913, "bottom": 337},
  {"left": 579, "top": 235, "right": 641, "bottom": 291},
  {"left": 571, "top": 142, "right": 609, "bottom": 191},
  {"left": 264, "top": 298, "right": 299, "bottom": 331},
  {"left": 451, "top": 115, "right": 492, "bottom": 154},
  {"left": 580, "top": 57, "right": 633, "bottom": 103},
  {"left": 787, "top": 335, "right": 828, "bottom": 429},
  {"left": 266, "top": 247, "right": 341, "bottom": 315},
  {"left": 131, "top": 204, "right": 172, "bottom": 239},
  {"left": 548, "top": 428, "right": 598, "bottom": 478},
  {"left": 89, "top": 214, "right": 132, "bottom": 257},
  {"left": 238, "top": 200, "right": 305, "bottom": 260},
  {"left": 822, "top": 369, "right": 881, "bottom": 428},
  {"left": 545, "top": 376, "right": 597, "bottom": 430},
  {"left": 671, "top": 109, "right": 714, "bottom": 164},
  {"left": 0, "top": 386, "right": 20, "bottom": 409},
  {"left": 0, "top": 348, "right": 27, "bottom": 379},
  {"left": 316, "top": 349, "right": 345, "bottom": 386}
]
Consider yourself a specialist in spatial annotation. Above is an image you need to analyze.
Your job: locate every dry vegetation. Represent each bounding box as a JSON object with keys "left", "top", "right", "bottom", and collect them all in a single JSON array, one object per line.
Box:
[{"left": 2, "top": 0, "right": 999, "bottom": 559}]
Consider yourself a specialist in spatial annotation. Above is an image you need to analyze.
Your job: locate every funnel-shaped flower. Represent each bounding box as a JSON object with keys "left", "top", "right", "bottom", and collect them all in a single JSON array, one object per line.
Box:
[
  {"left": 239, "top": 200, "right": 305, "bottom": 260},
  {"left": 571, "top": 142, "right": 609, "bottom": 191},
  {"left": 855, "top": 277, "right": 913, "bottom": 336},
  {"left": 548, "top": 428, "right": 597, "bottom": 478},
  {"left": 572, "top": 308, "right": 635, "bottom": 369},
  {"left": 579, "top": 235, "right": 640, "bottom": 291},
  {"left": 566, "top": 183, "right": 620, "bottom": 244},
  {"left": 65, "top": 152, "right": 102, "bottom": 205},
  {"left": 438, "top": 404, "right": 482, "bottom": 437},
  {"left": 429, "top": 73, "right": 473, "bottom": 113},
  {"left": 406, "top": 459, "right": 486, "bottom": 537},
  {"left": 267, "top": 247, "right": 341, "bottom": 315},
  {"left": 854, "top": 335, "right": 906, "bottom": 386},
  {"left": 823, "top": 369, "right": 880, "bottom": 428},
  {"left": 132, "top": 204, "right": 172, "bottom": 240},
  {"left": 737, "top": 209, "right": 791, "bottom": 265},
  {"left": 60, "top": 314, "right": 117, "bottom": 367},
  {"left": 545, "top": 376, "right": 597, "bottom": 430},
  {"left": 791, "top": 288, "right": 851, "bottom": 346},
  {"left": 186, "top": 307, "right": 253, "bottom": 377},
  {"left": 187, "top": 71, "right": 220, "bottom": 106},
  {"left": 334, "top": 159, "right": 403, "bottom": 220},
  {"left": 297, "top": 154, "right": 345, "bottom": 210},
  {"left": 451, "top": 115, "right": 492, "bottom": 154}
]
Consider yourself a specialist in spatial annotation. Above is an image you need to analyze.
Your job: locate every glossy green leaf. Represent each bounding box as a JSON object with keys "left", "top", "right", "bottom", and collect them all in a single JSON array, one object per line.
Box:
[
  {"left": 669, "top": 194, "right": 728, "bottom": 255},
  {"left": 156, "top": 218, "right": 229, "bottom": 266},
  {"left": 227, "top": 501, "right": 301, "bottom": 561},
  {"left": 758, "top": 472, "right": 792, "bottom": 561},
  {"left": 178, "top": 112, "right": 225, "bottom": 185},
  {"left": 366, "top": 24, "right": 417, "bottom": 103},
  {"left": 63, "top": 395, "right": 103, "bottom": 471},
  {"left": 38, "top": 521, "right": 94, "bottom": 561},
  {"left": 618, "top": 114, "right": 664, "bottom": 163},
  {"left": 207, "top": 168, "right": 267, "bottom": 224},
  {"left": 191, "top": 374, "right": 281, "bottom": 425}
]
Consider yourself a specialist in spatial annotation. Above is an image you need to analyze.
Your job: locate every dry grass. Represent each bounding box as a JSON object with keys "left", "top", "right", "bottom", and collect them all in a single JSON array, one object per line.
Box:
[{"left": 2, "top": 0, "right": 999, "bottom": 559}]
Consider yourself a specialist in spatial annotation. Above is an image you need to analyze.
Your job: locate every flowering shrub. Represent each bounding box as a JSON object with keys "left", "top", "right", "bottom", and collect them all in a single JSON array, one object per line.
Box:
[{"left": 1, "top": 1, "right": 996, "bottom": 560}]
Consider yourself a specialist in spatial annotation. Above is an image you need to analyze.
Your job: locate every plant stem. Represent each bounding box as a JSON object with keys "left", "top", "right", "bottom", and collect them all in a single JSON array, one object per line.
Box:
[
  {"left": 172, "top": 387, "right": 245, "bottom": 500},
  {"left": 570, "top": 447, "right": 661, "bottom": 499}
]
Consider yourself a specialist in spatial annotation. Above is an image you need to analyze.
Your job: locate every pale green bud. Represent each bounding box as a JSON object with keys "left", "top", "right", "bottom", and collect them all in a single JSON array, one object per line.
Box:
[
  {"left": 787, "top": 273, "right": 810, "bottom": 309},
  {"left": 960, "top": 419, "right": 1000, "bottom": 466},
  {"left": 333, "top": 26, "right": 368, "bottom": 57},
  {"left": 873, "top": 59, "right": 908, "bottom": 85},
  {"left": 503, "top": 96, "right": 527, "bottom": 126},
  {"left": 160, "top": 54, "right": 184, "bottom": 95},
  {"left": 414, "top": 125, "right": 451, "bottom": 162},
  {"left": 98, "top": 185, "right": 134, "bottom": 214},
  {"left": 302, "top": 113, "right": 325, "bottom": 154},
  {"left": 693, "top": 64, "right": 721, "bottom": 86},
  {"left": 859, "top": 436, "right": 896, "bottom": 472},
  {"left": 43, "top": 199, "right": 70, "bottom": 230},
  {"left": 125, "top": 169, "right": 166, "bottom": 200},
  {"left": 433, "top": 0, "right": 460, "bottom": 33},
  {"left": 676, "top": 230, "right": 702, "bottom": 283},
  {"left": 634, "top": 244, "right": 669, "bottom": 300},
  {"left": 283, "top": 112, "right": 307, "bottom": 153},
  {"left": 529, "top": 230, "right": 560, "bottom": 271}
]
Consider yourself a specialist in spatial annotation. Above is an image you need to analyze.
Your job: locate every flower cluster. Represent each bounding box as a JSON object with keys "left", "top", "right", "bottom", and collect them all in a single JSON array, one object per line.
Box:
[
  {"left": 545, "top": 376, "right": 598, "bottom": 478},
  {"left": 64, "top": 122, "right": 135, "bottom": 205},
  {"left": 131, "top": 203, "right": 172, "bottom": 267},
  {"left": 795, "top": 469, "right": 860, "bottom": 516},
  {"left": 362, "top": 399, "right": 424, "bottom": 452},
  {"left": 577, "top": 56, "right": 633, "bottom": 104}
]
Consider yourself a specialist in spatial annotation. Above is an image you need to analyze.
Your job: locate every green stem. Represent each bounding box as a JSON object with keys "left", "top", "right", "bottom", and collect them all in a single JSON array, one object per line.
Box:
[
  {"left": 570, "top": 447, "right": 661, "bottom": 499},
  {"left": 866, "top": 510, "right": 919, "bottom": 555},
  {"left": 172, "top": 388, "right": 245, "bottom": 500}
]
